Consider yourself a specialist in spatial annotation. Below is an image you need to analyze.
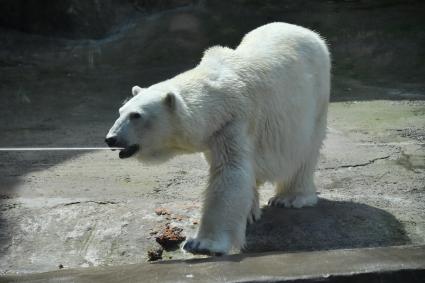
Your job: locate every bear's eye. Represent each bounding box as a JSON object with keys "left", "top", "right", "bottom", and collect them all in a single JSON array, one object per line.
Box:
[{"left": 129, "top": 112, "right": 141, "bottom": 120}]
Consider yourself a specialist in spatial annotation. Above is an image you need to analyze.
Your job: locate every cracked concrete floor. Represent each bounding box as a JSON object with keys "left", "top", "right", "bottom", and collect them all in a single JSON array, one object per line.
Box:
[{"left": 0, "top": 98, "right": 424, "bottom": 275}]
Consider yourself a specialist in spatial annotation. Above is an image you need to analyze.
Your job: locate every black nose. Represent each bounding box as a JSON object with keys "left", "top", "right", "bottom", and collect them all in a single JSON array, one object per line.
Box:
[{"left": 105, "top": 136, "right": 117, "bottom": 147}]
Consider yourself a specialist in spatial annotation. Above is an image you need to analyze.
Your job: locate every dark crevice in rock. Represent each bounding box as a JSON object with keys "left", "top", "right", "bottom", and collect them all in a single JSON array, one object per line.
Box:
[
  {"left": 320, "top": 155, "right": 391, "bottom": 171},
  {"left": 62, "top": 200, "right": 119, "bottom": 206}
]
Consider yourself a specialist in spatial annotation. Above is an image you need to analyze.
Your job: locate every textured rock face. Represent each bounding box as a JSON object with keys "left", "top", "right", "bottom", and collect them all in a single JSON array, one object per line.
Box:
[
  {"left": 0, "top": 0, "right": 424, "bottom": 84},
  {"left": 0, "top": 0, "right": 198, "bottom": 39}
]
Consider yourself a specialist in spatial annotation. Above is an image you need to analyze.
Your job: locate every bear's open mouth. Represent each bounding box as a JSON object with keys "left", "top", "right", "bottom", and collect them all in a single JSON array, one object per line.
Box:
[{"left": 119, "top": 144, "right": 140, "bottom": 159}]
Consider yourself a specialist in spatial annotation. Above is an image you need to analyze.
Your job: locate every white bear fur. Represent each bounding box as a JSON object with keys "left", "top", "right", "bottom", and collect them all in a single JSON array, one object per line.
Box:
[{"left": 106, "top": 22, "right": 330, "bottom": 255}]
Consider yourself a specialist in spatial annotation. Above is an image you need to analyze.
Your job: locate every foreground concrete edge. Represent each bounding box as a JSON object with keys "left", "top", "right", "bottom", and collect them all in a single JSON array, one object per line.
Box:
[{"left": 2, "top": 245, "right": 425, "bottom": 283}]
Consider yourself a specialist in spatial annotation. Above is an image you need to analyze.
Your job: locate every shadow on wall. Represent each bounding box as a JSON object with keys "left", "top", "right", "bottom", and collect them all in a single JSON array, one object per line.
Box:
[{"left": 244, "top": 198, "right": 409, "bottom": 253}]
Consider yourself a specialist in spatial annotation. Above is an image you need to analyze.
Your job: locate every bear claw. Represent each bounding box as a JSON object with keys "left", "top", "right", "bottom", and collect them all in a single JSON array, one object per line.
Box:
[
  {"left": 247, "top": 207, "right": 261, "bottom": 225},
  {"left": 183, "top": 239, "right": 225, "bottom": 256},
  {"left": 268, "top": 194, "right": 317, "bottom": 208}
]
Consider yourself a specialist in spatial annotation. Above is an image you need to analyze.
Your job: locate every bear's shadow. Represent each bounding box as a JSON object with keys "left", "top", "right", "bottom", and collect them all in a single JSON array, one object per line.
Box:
[{"left": 244, "top": 198, "right": 410, "bottom": 253}]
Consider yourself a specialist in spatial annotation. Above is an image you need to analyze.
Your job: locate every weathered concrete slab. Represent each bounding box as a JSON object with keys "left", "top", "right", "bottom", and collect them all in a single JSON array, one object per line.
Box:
[
  {"left": 1, "top": 100, "right": 424, "bottom": 274},
  {"left": 2, "top": 245, "right": 424, "bottom": 283}
]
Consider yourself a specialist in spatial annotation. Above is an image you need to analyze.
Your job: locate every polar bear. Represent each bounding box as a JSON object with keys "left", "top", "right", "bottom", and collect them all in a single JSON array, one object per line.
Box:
[{"left": 105, "top": 22, "right": 330, "bottom": 255}]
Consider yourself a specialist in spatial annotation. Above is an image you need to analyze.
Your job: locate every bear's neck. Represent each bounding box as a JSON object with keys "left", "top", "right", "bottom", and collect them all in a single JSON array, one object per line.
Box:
[{"left": 173, "top": 64, "right": 251, "bottom": 152}]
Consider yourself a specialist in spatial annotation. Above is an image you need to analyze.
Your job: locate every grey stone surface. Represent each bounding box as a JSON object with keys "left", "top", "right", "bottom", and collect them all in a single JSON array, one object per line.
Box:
[
  {"left": 1, "top": 100, "right": 424, "bottom": 274},
  {"left": 1, "top": 245, "right": 424, "bottom": 283}
]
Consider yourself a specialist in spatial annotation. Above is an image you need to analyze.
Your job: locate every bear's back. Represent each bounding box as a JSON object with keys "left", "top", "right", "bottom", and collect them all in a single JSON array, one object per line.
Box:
[{"left": 236, "top": 22, "right": 329, "bottom": 66}]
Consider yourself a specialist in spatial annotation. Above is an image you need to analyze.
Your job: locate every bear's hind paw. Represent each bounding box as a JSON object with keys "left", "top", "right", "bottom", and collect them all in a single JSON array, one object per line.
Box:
[{"left": 268, "top": 194, "right": 317, "bottom": 208}]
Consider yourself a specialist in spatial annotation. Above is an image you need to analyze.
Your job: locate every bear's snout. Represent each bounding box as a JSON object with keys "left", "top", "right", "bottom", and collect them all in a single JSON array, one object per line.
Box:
[{"left": 105, "top": 136, "right": 118, "bottom": 147}]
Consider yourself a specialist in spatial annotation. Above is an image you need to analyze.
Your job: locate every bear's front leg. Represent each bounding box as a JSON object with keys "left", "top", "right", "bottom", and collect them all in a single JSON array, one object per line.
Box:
[{"left": 183, "top": 122, "right": 254, "bottom": 255}]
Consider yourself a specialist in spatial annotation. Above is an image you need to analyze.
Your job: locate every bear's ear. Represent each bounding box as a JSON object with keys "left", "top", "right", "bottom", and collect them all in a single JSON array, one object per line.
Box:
[
  {"left": 132, "top": 85, "right": 143, "bottom": 96},
  {"left": 163, "top": 92, "right": 176, "bottom": 110}
]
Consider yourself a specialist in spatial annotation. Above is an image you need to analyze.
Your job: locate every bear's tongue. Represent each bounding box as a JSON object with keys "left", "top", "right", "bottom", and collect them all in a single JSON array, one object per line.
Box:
[{"left": 119, "top": 144, "right": 140, "bottom": 159}]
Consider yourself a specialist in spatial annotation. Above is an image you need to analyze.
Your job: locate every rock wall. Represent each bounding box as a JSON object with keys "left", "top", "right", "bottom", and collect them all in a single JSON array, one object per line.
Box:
[
  {"left": 0, "top": 0, "right": 424, "bottom": 85},
  {"left": 0, "top": 0, "right": 198, "bottom": 39}
]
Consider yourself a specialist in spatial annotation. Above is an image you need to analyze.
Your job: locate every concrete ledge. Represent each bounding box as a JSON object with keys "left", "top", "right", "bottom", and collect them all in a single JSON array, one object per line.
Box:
[{"left": 2, "top": 245, "right": 424, "bottom": 283}]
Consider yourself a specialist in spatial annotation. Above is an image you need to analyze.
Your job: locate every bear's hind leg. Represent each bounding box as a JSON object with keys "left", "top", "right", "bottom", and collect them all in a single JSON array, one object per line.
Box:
[
  {"left": 247, "top": 186, "right": 261, "bottom": 225},
  {"left": 268, "top": 162, "right": 318, "bottom": 208}
]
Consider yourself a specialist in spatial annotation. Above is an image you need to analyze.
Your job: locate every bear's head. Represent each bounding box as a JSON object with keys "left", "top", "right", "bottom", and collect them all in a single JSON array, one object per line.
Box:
[{"left": 105, "top": 85, "right": 185, "bottom": 163}]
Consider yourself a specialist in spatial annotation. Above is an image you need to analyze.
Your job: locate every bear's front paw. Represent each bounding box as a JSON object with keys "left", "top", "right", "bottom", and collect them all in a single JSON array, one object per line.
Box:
[
  {"left": 183, "top": 238, "right": 229, "bottom": 256},
  {"left": 268, "top": 194, "right": 317, "bottom": 208}
]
